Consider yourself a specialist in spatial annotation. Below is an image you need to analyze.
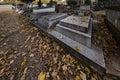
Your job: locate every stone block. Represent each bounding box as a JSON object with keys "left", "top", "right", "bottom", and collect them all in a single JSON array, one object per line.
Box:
[
  {"left": 38, "top": 13, "right": 68, "bottom": 30},
  {"left": 59, "top": 15, "right": 90, "bottom": 33},
  {"left": 56, "top": 23, "right": 92, "bottom": 47},
  {"left": 33, "top": 7, "right": 55, "bottom": 14}
]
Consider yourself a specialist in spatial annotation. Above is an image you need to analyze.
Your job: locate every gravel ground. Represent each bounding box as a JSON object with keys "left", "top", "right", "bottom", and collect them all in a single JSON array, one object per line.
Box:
[{"left": 0, "top": 10, "right": 99, "bottom": 80}]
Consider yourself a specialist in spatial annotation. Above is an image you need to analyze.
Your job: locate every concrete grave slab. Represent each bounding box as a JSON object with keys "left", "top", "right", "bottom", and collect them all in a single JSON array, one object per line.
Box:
[
  {"left": 38, "top": 13, "right": 68, "bottom": 30},
  {"left": 55, "top": 15, "right": 92, "bottom": 47},
  {"left": 33, "top": 7, "right": 55, "bottom": 14},
  {"left": 59, "top": 15, "right": 90, "bottom": 32}
]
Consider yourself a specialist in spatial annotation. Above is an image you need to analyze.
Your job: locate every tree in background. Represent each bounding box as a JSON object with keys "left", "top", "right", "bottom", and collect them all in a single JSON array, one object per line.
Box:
[
  {"left": 19, "top": 0, "right": 35, "bottom": 3},
  {"left": 85, "top": 0, "right": 91, "bottom": 5},
  {"left": 37, "top": 0, "right": 42, "bottom": 7}
]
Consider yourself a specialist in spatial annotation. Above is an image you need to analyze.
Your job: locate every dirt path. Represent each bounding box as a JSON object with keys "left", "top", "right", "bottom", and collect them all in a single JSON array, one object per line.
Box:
[{"left": 0, "top": 10, "right": 99, "bottom": 80}]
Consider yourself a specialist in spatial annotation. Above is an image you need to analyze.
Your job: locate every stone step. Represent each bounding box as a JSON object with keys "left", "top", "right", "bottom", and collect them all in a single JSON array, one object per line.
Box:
[
  {"left": 56, "top": 24, "right": 92, "bottom": 47},
  {"left": 30, "top": 12, "right": 54, "bottom": 21},
  {"left": 59, "top": 15, "right": 90, "bottom": 33},
  {"left": 38, "top": 13, "right": 68, "bottom": 30},
  {"left": 42, "top": 13, "right": 68, "bottom": 21},
  {"left": 33, "top": 7, "right": 55, "bottom": 14}
]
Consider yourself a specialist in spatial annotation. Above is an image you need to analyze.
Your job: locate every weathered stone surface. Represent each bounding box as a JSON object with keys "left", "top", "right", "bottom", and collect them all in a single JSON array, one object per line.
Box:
[
  {"left": 59, "top": 15, "right": 90, "bottom": 32},
  {"left": 56, "top": 24, "right": 92, "bottom": 47},
  {"left": 38, "top": 13, "right": 67, "bottom": 30},
  {"left": 80, "top": 5, "right": 90, "bottom": 11},
  {"left": 30, "top": 12, "right": 54, "bottom": 21},
  {"left": 105, "top": 9, "right": 120, "bottom": 31},
  {"left": 33, "top": 7, "right": 55, "bottom": 14},
  {"left": 55, "top": 15, "right": 92, "bottom": 47}
]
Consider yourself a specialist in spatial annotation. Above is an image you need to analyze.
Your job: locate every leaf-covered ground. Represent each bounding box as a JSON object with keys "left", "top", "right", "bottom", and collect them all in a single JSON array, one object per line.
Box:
[{"left": 0, "top": 10, "right": 99, "bottom": 80}]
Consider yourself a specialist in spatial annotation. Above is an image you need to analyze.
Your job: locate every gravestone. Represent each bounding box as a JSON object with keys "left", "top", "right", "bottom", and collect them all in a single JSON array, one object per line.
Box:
[
  {"left": 30, "top": 7, "right": 56, "bottom": 22},
  {"left": 31, "top": 12, "right": 105, "bottom": 75},
  {"left": 48, "top": 15, "right": 105, "bottom": 74},
  {"left": 38, "top": 13, "right": 68, "bottom": 31},
  {"left": 56, "top": 15, "right": 92, "bottom": 47},
  {"left": 33, "top": 7, "right": 55, "bottom": 14},
  {"left": 79, "top": 5, "right": 91, "bottom": 16},
  {"left": 30, "top": 12, "right": 54, "bottom": 22}
]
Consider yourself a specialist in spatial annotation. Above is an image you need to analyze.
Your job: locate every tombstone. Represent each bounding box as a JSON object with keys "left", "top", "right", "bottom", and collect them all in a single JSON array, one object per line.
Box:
[
  {"left": 56, "top": 15, "right": 92, "bottom": 47},
  {"left": 30, "top": 7, "right": 56, "bottom": 22},
  {"left": 33, "top": 7, "right": 55, "bottom": 14},
  {"left": 14, "top": 4, "right": 24, "bottom": 12},
  {"left": 38, "top": 13, "right": 68, "bottom": 31},
  {"left": 30, "top": 12, "right": 54, "bottom": 22},
  {"left": 30, "top": 10, "right": 105, "bottom": 75},
  {"left": 49, "top": 15, "right": 105, "bottom": 74},
  {"left": 79, "top": 5, "right": 91, "bottom": 16}
]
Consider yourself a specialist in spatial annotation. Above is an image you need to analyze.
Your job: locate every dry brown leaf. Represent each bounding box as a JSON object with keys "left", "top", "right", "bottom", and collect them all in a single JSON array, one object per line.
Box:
[
  {"left": 56, "top": 46, "right": 60, "bottom": 50},
  {"left": 46, "top": 72, "right": 50, "bottom": 78},
  {"left": 38, "top": 72, "right": 46, "bottom": 80},
  {"left": 75, "top": 75, "right": 80, "bottom": 80},
  {"left": 53, "top": 57, "right": 57, "bottom": 64},
  {"left": 10, "top": 74, "right": 14, "bottom": 80},
  {"left": 22, "top": 52, "right": 26, "bottom": 56},
  {"left": 77, "top": 65, "right": 81, "bottom": 70},
  {"left": 31, "top": 37, "right": 35, "bottom": 42},
  {"left": 28, "top": 45, "right": 32, "bottom": 51},
  {"left": 0, "top": 68, "right": 5, "bottom": 75},
  {"left": 91, "top": 73, "right": 98, "bottom": 80},
  {"left": 10, "top": 60, "right": 14, "bottom": 64},
  {"left": 52, "top": 70, "right": 57, "bottom": 78},
  {"left": 91, "top": 77, "right": 97, "bottom": 80},
  {"left": 25, "top": 36, "right": 31, "bottom": 43},
  {"left": 43, "top": 45, "right": 47, "bottom": 49},
  {"left": 56, "top": 75, "right": 61, "bottom": 80},
  {"left": 80, "top": 71, "right": 87, "bottom": 80},
  {"left": 4, "top": 50, "right": 9, "bottom": 55},
  {"left": 30, "top": 54, "right": 34, "bottom": 57},
  {"left": 57, "top": 64, "right": 61, "bottom": 71},
  {"left": 20, "top": 67, "right": 28, "bottom": 80},
  {"left": 62, "top": 65, "right": 67, "bottom": 71}
]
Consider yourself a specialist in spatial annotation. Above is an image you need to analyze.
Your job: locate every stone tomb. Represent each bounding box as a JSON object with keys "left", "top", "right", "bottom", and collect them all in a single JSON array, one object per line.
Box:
[
  {"left": 48, "top": 15, "right": 105, "bottom": 73},
  {"left": 31, "top": 14, "right": 105, "bottom": 75},
  {"left": 56, "top": 15, "right": 92, "bottom": 47},
  {"left": 79, "top": 5, "right": 91, "bottom": 16},
  {"left": 38, "top": 13, "right": 68, "bottom": 30},
  {"left": 30, "top": 12, "right": 54, "bottom": 22},
  {"left": 30, "top": 7, "right": 56, "bottom": 22}
]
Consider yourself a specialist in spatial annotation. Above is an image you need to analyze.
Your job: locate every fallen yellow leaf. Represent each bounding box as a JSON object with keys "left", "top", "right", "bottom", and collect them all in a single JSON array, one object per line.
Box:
[
  {"left": 85, "top": 67, "right": 90, "bottom": 74},
  {"left": 10, "top": 60, "right": 14, "bottom": 64},
  {"left": 38, "top": 72, "right": 46, "bottom": 80},
  {"left": 75, "top": 75, "right": 80, "bottom": 80},
  {"left": 80, "top": 71, "right": 87, "bottom": 80},
  {"left": 74, "top": 46, "right": 81, "bottom": 51},
  {"left": 20, "top": 68, "right": 28, "bottom": 80},
  {"left": 25, "top": 36, "right": 31, "bottom": 43},
  {"left": 77, "top": 65, "right": 81, "bottom": 70},
  {"left": 21, "top": 59, "right": 26, "bottom": 67}
]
